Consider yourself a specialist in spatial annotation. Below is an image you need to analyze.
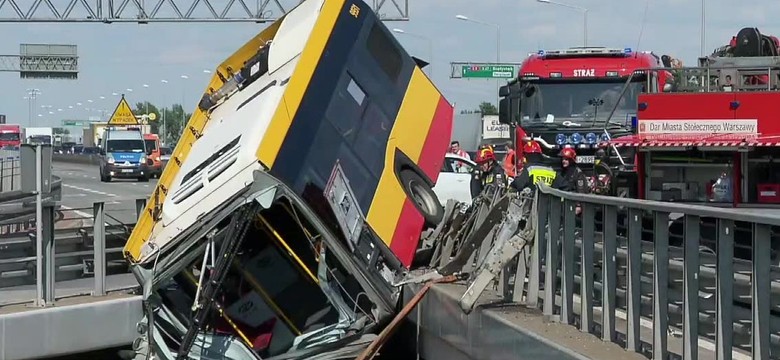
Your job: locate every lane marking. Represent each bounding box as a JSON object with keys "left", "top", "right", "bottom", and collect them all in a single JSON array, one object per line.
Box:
[
  {"left": 60, "top": 205, "right": 93, "bottom": 218},
  {"left": 63, "top": 184, "right": 119, "bottom": 197}
]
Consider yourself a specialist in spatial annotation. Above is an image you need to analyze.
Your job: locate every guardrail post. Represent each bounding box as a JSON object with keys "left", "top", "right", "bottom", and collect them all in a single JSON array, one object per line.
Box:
[
  {"left": 543, "top": 196, "right": 560, "bottom": 318},
  {"left": 527, "top": 192, "right": 548, "bottom": 308},
  {"left": 601, "top": 205, "right": 617, "bottom": 342},
  {"left": 579, "top": 202, "right": 595, "bottom": 333},
  {"left": 652, "top": 211, "right": 669, "bottom": 360},
  {"left": 135, "top": 198, "right": 147, "bottom": 221},
  {"left": 626, "top": 208, "right": 643, "bottom": 352},
  {"left": 716, "top": 219, "right": 734, "bottom": 360},
  {"left": 39, "top": 203, "right": 56, "bottom": 306},
  {"left": 560, "top": 199, "right": 576, "bottom": 325},
  {"left": 93, "top": 201, "right": 106, "bottom": 296},
  {"left": 751, "top": 223, "right": 770, "bottom": 360},
  {"left": 683, "top": 215, "right": 700, "bottom": 360}
]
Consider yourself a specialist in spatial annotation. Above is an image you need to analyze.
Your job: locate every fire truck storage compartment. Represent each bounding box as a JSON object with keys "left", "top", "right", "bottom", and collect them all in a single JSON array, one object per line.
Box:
[
  {"left": 747, "top": 147, "right": 780, "bottom": 203},
  {"left": 645, "top": 151, "right": 734, "bottom": 203}
]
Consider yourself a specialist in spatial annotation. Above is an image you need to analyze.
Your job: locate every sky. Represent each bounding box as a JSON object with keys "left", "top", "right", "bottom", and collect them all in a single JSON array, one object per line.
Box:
[{"left": 2, "top": 0, "right": 778, "bottom": 130}]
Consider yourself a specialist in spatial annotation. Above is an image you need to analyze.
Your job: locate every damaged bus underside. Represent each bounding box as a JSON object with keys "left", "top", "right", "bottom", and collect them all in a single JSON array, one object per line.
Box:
[{"left": 130, "top": 171, "right": 394, "bottom": 360}]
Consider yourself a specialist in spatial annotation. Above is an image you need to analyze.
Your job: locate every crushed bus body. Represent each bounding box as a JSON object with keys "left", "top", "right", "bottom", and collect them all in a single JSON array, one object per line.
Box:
[{"left": 122, "top": 0, "right": 453, "bottom": 358}]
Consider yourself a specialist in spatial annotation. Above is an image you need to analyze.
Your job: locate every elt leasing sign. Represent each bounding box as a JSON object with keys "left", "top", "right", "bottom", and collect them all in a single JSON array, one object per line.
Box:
[{"left": 638, "top": 119, "right": 758, "bottom": 135}]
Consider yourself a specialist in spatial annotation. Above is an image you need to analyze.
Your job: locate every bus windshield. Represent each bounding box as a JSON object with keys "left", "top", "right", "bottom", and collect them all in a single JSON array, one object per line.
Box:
[{"left": 518, "top": 80, "right": 643, "bottom": 128}]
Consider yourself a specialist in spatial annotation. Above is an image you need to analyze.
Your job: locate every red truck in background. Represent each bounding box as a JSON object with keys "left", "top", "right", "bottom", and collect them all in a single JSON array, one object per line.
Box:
[
  {"left": 498, "top": 47, "right": 674, "bottom": 197},
  {"left": 0, "top": 124, "right": 21, "bottom": 149}
]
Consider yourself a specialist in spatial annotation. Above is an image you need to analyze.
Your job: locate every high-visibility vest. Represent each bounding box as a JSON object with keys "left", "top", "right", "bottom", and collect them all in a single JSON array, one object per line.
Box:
[
  {"left": 503, "top": 150, "right": 516, "bottom": 177},
  {"left": 526, "top": 165, "right": 556, "bottom": 186}
]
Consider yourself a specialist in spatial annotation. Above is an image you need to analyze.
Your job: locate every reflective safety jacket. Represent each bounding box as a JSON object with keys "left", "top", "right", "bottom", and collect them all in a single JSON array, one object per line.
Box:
[{"left": 510, "top": 163, "right": 557, "bottom": 192}]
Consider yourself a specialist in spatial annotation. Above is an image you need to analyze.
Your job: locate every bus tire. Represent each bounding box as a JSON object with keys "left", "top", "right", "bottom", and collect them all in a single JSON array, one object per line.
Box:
[{"left": 398, "top": 169, "right": 444, "bottom": 227}]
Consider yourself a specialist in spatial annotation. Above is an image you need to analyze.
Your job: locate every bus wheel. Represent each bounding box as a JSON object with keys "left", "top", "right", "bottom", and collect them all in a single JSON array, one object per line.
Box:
[{"left": 399, "top": 169, "right": 444, "bottom": 227}]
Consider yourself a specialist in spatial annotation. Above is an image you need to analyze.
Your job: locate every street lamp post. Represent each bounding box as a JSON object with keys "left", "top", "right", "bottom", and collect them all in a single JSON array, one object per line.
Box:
[
  {"left": 536, "top": 0, "right": 588, "bottom": 47},
  {"left": 26, "top": 89, "right": 41, "bottom": 127},
  {"left": 455, "top": 14, "right": 501, "bottom": 106},
  {"left": 180, "top": 75, "right": 189, "bottom": 140},
  {"left": 161, "top": 79, "right": 169, "bottom": 145},
  {"left": 392, "top": 28, "right": 434, "bottom": 77}
]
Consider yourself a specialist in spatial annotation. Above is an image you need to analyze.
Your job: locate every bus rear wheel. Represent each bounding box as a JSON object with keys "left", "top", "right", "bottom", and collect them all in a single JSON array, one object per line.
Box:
[{"left": 399, "top": 169, "right": 444, "bottom": 227}]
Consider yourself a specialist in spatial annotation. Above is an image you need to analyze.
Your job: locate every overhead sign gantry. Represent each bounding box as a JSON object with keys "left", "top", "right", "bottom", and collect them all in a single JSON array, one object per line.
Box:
[{"left": 0, "top": 44, "right": 78, "bottom": 79}]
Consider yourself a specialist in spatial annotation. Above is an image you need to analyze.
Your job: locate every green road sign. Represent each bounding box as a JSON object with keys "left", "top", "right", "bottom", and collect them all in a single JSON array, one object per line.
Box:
[
  {"left": 61, "top": 120, "right": 87, "bottom": 126},
  {"left": 461, "top": 64, "right": 516, "bottom": 79}
]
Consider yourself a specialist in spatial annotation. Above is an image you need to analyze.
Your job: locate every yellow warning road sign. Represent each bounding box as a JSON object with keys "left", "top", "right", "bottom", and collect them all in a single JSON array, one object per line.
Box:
[{"left": 107, "top": 95, "right": 138, "bottom": 125}]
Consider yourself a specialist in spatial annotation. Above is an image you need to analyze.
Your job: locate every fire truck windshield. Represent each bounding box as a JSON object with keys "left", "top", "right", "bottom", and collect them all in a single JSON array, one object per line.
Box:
[{"left": 518, "top": 80, "right": 643, "bottom": 128}]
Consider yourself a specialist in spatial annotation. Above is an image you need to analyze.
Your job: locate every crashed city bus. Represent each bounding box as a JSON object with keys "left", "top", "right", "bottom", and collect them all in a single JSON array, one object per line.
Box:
[{"left": 122, "top": 0, "right": 454, "bottom": 358}]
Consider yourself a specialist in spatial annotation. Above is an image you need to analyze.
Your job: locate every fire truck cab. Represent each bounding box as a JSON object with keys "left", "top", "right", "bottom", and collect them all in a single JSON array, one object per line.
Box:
[{"left": 498, "top": 46, "right": 671, "bottom": 197}]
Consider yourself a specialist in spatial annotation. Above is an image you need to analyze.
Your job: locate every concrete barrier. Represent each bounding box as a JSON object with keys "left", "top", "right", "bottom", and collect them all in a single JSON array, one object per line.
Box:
[{"left": 52, "top": 153, "right": 101, "bottom": 165}]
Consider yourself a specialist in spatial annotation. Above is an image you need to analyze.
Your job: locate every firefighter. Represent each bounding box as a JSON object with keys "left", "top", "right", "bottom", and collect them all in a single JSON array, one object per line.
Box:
[
  {"left": 592, "top": 147, "right": 614, "bottom": 195},
  {"left": 553, "top": 147, "right": 589, "bottom": 193},
  {"left": 502, "top": 140, "right": 517, "bottom": 178},
  {"left": 470, "top": 146, "right": 507, "bottom": 198},
  {"left": 510, "top": 140, "right": 557, "bottom": 192}
]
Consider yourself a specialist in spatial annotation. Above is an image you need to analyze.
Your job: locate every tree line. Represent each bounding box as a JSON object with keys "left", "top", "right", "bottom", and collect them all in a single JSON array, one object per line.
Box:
[
  {"left": 460, "top": 101, "right": 498, "bottom": 115},
  {"left": 132, "top": 101, "right": 192, "bottom": 147}
]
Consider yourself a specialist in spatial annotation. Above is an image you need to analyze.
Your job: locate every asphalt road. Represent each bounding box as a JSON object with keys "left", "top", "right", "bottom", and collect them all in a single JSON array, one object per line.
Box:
[{"left": 53, "top": 161, "right": 157, "bottom": 225}]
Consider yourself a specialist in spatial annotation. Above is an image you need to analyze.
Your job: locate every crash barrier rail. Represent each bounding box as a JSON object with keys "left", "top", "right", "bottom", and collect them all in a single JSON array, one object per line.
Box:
[
  {"left": 423, "top": 184, "right": 778, "bottom": 360},
  {"left": 51, "top": 152, "right": 101, "bottom": 165},
  {"left": 0, "top": 175, "right": 63, "bottom": 233},
  {"left": 642, "top": 63, "right": 780, "bottom": 93},
  {"left": 0, "top": 199, "right": 146, "bottom": 306}
]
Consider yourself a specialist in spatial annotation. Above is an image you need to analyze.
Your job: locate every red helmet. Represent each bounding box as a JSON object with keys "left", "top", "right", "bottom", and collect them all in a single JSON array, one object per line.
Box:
[
  {"left": 560, "top": 147, "right": 577, "bottom": 161},
  {"left": 475, "top": 147, "right": 496, "bottom": 163},
  {"left": 523, "top": 141, "right": 542, "bottom": 154}
]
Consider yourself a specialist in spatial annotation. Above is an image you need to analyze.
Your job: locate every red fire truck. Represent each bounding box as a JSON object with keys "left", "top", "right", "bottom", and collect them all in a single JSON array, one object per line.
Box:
[
  {"left": 0, "top": 124, "right": 21, "bottom": 149},
  {"left": 498, "top": 47, "right": 672, "bottom": 197},
  {"left": 606, "top": 27, "right": 780, "bottom": 207}
]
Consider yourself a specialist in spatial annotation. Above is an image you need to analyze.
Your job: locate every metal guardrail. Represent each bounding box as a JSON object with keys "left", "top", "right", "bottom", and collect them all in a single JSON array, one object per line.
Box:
[
  {"left": 0, "top": 199, "right": 146, "bottom": 306},
  {"left": 51, "top": 152, "right": 101, "bottom": 165},
  {"left": 425, "top": 185, "right": 779, "bottom": 360}
]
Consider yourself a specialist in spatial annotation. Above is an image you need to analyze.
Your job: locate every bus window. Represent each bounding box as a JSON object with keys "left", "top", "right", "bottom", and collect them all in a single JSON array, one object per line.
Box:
[
  {"left": 354, "top": 102, "right": 391, "bottom": 177},
  {"left": 326, "top": 74, "right": 367, "bottom": 141},
  {"left": 367, "top": 23, "right": 402, "bottom": 82}
]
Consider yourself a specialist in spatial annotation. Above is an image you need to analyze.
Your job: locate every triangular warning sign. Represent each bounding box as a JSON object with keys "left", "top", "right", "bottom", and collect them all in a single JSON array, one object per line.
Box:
[{"left": 107, "top": 95, "right": 138, "bottom": 125}]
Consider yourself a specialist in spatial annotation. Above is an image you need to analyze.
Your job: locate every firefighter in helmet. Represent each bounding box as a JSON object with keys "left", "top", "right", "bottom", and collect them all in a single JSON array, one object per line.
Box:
[
  {"left": 510, "top": 140, "right": 557, "bottom": 192},
  {"left": 553, "top": 147, "right": 589, "bottom": 194},
  {"left": 470, "top": 145, "right": 507, "bottom": 198},
  {"left": 592, "top": 147, "right": 614, "bottom": 195}
]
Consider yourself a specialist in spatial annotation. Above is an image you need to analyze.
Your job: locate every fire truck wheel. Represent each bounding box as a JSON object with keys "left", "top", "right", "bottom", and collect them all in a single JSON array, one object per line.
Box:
[{"left": 398, "top": 168, "right": 444, "bottom": 227}]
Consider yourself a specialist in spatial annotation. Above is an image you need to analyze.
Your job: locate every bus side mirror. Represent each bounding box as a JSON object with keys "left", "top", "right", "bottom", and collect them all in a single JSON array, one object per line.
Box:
[
  {"left": 498, "top": 98, "right": 511, "bottom": 124},
  {"left": 498, "top": 85, "right": 510, "bottom": 97}
]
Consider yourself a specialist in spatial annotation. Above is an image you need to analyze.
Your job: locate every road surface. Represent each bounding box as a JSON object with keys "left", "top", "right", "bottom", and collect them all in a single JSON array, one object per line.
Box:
[{"left": 54, "top": 161, "right": 156, "bottom": 225}]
